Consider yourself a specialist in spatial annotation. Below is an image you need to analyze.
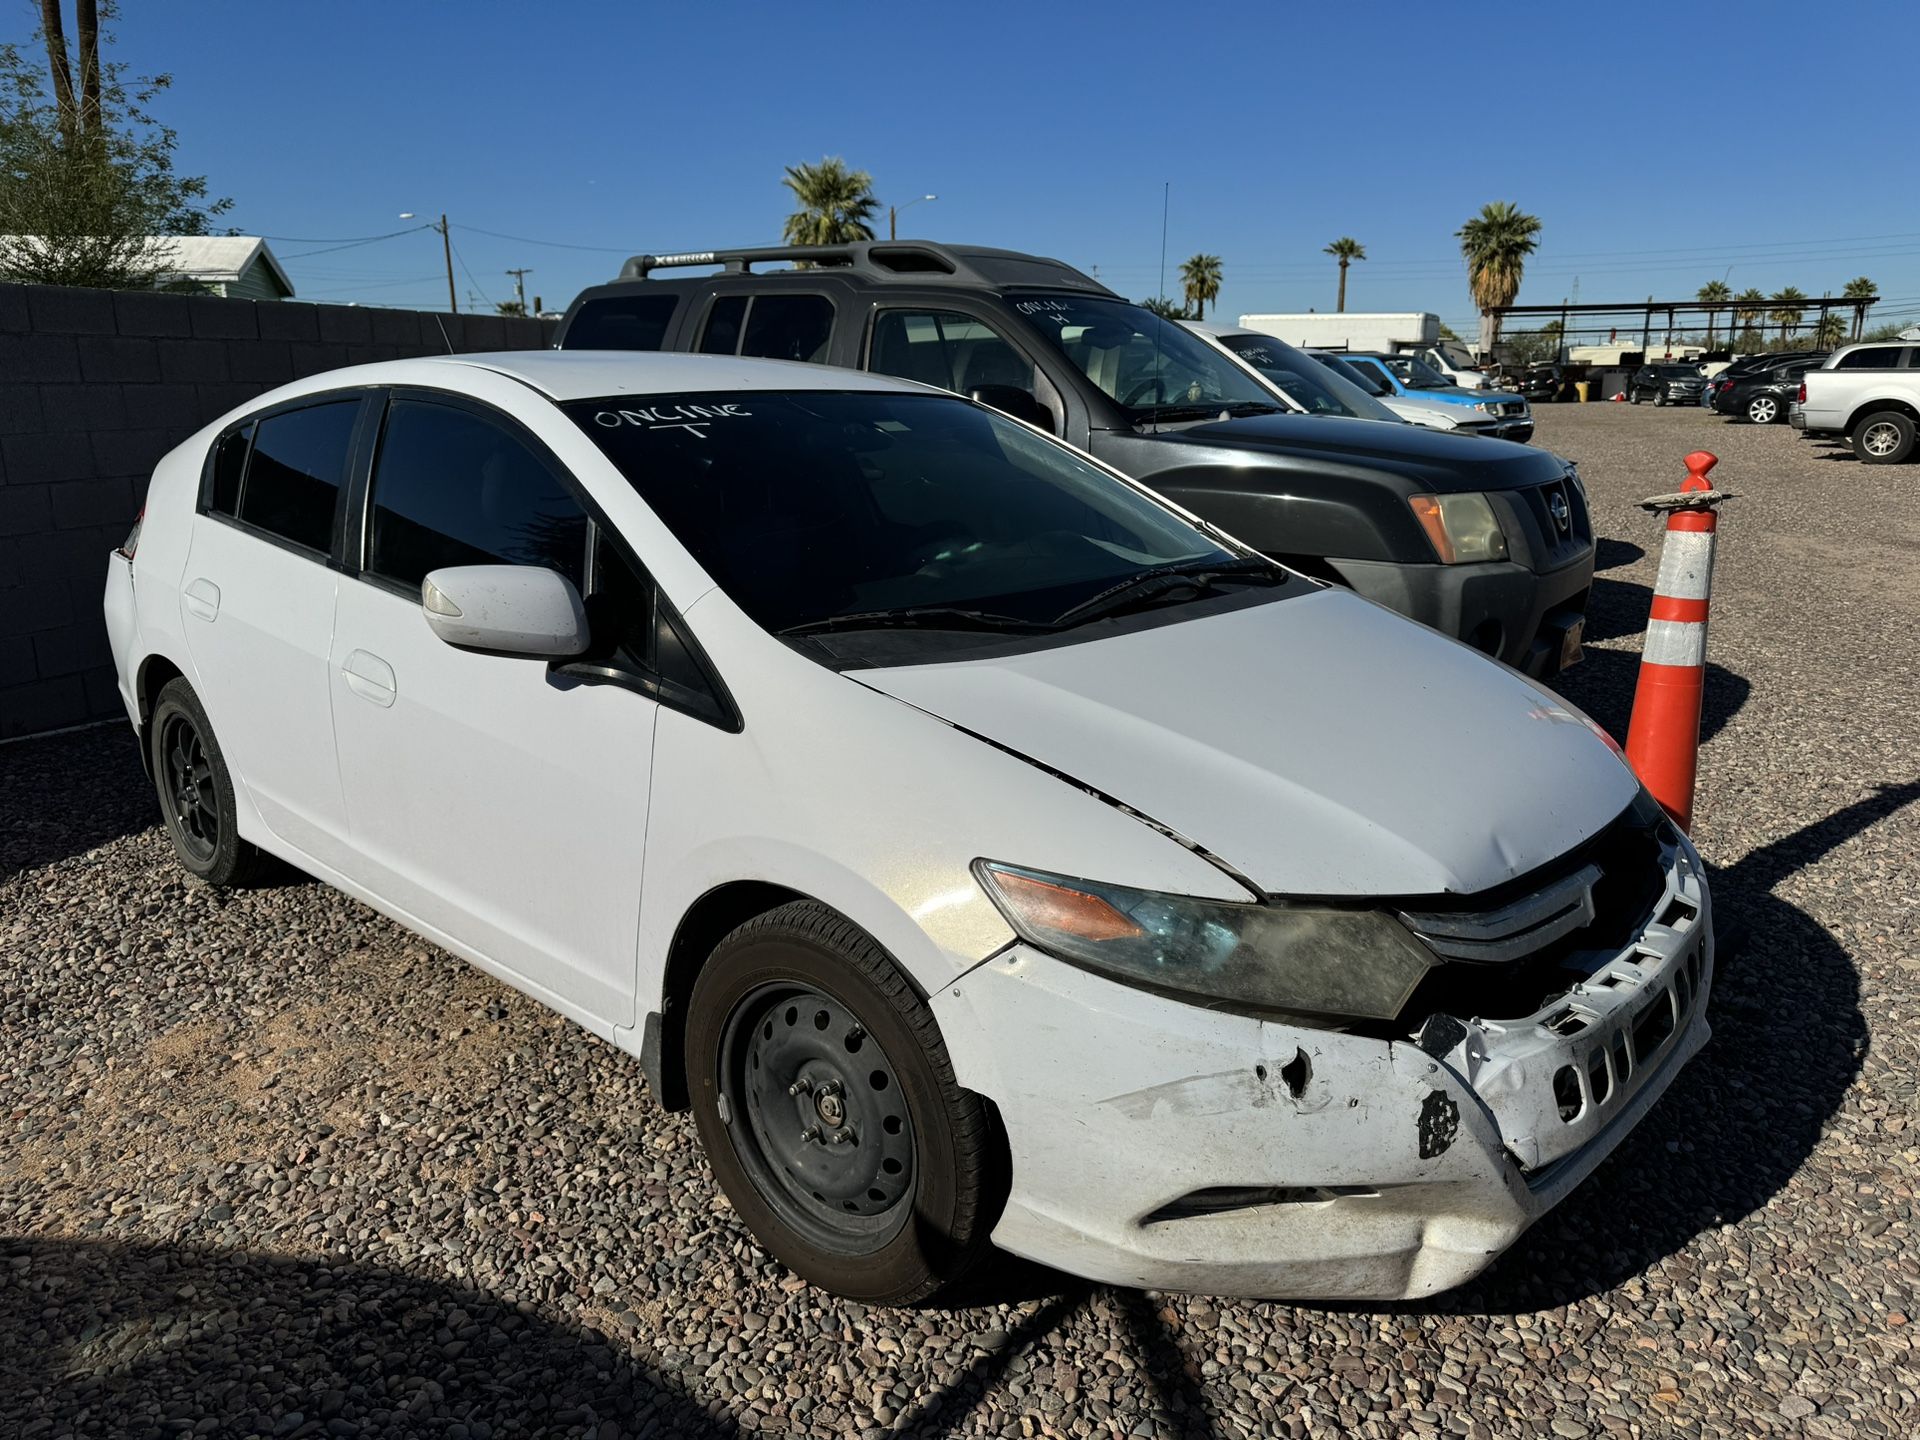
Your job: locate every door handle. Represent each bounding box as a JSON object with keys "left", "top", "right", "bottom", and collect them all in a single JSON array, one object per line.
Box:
[
  {"left": 341, "top": 649, "right": 397, "bottom": 708},
  {"left": 183, "top": 577, "right": 220, "bottom": 622}
]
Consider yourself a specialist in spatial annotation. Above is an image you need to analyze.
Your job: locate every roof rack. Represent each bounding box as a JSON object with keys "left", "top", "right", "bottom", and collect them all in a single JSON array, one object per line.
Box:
[{"left": 613, "top": 241, "right": 1113, "bottom": 296}]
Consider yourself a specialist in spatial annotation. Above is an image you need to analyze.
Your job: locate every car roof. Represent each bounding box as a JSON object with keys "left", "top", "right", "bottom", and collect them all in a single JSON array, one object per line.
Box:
[{"left": 1181, "top": 320, "right": 1265, "bottom": 340}]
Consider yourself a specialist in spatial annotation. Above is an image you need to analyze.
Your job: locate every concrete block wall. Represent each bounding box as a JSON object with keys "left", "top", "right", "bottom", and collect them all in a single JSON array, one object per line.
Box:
[{"left": 0, "top": 283, "right": 558, "bottom": 739}]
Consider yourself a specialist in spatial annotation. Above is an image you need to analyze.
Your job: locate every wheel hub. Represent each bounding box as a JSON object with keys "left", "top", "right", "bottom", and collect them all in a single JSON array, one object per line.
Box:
[{"left": 722, "top": 986, "right": 916, "bottom": 1245}]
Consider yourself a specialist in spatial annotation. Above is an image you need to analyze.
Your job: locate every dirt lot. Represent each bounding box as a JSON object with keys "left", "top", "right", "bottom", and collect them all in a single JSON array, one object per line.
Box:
[{"left": 3, "top": 404, "right": 1916, "bottom": 1439}]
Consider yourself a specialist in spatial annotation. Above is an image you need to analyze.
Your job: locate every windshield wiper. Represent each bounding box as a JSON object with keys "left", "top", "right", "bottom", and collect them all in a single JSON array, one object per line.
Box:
[
  {"left": 1131, "top": 400, "right": 1280, "bottom": 424},
  {"left": 1049, "top": 559, "right": 1288, "bottom": 629},
  {"left": 777, "top": 605, "right": 1053, "bottom": 638}
]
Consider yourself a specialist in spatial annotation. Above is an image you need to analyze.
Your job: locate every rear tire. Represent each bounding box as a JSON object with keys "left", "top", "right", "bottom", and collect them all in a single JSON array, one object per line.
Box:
[
  {"left": 1630, "top": 390, "right": 1641, "bottom": 405},
  {"left": 685, "top": 901, "right": 1002, "bottom": 1304},
  {"left": 149, "top": 678, "right": 268, "bottom": 888},
  {"left": 1852, "top": 411, "right": 1915, "bottom": 465},
  {"left": 1747, "top": 395, "right": 1780, "bottom": 425}
]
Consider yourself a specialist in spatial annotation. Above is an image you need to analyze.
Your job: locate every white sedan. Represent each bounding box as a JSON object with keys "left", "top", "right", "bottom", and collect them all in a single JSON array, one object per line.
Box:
[{"left": 103, "top": 351, "right": 1712, "bottom": 1303}]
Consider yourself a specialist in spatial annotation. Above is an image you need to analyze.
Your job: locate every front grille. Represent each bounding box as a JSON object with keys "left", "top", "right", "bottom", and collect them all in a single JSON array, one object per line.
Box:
[
  {"left": 1522, "top": 472, "right": 1591, "bottom": 551},
  {"left": 1496, "top": 401, "right": 1526, "bottom": 416},
  {"left": 1391, "top": 797, "right": 1672, "bottom": 1026}
]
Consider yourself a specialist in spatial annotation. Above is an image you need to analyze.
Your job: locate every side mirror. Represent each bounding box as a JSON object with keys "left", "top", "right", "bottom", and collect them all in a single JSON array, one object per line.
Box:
[
  {"left": 970, "top": 384, "right": 1054, "bottom": 432},
  {"left": 420, "top": 564, "right": 588, "bottom": 659}
]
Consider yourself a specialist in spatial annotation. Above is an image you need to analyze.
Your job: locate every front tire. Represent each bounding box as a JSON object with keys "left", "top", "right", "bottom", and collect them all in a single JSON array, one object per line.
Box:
[
  {"left": 1852, "top": 411, "right": 1915, "bottom": 464},
  {"left": 1747, "top": 395, "right": 1780, "bottom": 425},
  {"left": 149, "top": 678, "right": 267, "bottom": 888},
  {"left": 1654, "top": 389, "right": 1667, "bottom": 407},
  {"left": 685, "top": 901, "right": 1002, "bottom": 1304}
]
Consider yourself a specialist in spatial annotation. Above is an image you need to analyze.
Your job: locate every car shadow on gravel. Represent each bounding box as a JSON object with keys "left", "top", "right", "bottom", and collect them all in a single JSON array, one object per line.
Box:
[
  {"left": 0, "top": 1236, "right": 740, "bottom": 1439},
  {"left": 1415, "top": 778, "right": 1917, "bottom": 1315},
  {"left": 1555, "top": 644, "right": 1749, "bottom": 748},
  {"left": 0, "top": 725, "right": 154, "bottom": 880}
]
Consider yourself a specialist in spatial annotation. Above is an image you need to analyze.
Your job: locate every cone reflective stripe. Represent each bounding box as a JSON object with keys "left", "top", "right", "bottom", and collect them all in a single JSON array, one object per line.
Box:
[{"left": 1624, "top": 451, "right": 1726, "bottom": 833}]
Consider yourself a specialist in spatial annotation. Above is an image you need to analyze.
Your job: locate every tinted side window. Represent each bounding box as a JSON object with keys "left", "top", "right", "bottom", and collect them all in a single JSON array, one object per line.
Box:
[
  {"left": 564, "top": 295, "right": 678, "bottom": 351},
  {"left": 870, "top": 309, "right": 1035, "bottom": 395},
  {"left": 239, "top": 402, "right": 360, "bottom": 553},
  {"left": 208, "top": 421, "right": 253, "bottom": 516},
  {"left": 1348, "top": 358, "right": 1393, "bottom": 388},
  {"left": 740, "top": 295, "right": 834, "bottom": 364},
  {"left": 698, "top": 295, "right": 747, "bottom": 355},
  {"left": 367, "top": 401, "right": 587, "bottom": 591},
  {"left": 1836, "top": 347, "right": 1899, "bottom": 369}
]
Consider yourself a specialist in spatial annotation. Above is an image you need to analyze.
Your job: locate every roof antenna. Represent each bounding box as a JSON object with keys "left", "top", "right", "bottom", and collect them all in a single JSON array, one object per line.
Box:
[{"left": 431, "top": 313, "right": 454, "bottom": 354}]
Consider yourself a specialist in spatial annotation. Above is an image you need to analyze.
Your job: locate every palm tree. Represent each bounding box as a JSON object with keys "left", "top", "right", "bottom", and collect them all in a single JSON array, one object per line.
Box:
[
  {"left": 1323, "top": 237, "right": 1366, "bottom": 313},
  {"left": 1843, "top": 275, "right": 1876, "bottom": 340},
  {"left": 1456, "top": 202, "right": 1541, "bottom": 349},
  {"left": 1732, "top": 288, "right": 1768, "bottom": 349},
  {"left": 1811, "top": 311, "right": 1848, "bottom": 349},
  {"left": 1138, "top": 296, "right": 1186, "bottom": 319},
  {"left": 1179, "top": 253, "right": 1223, "bottom": 320},
  {"left": 1770, "top": 286, "right": 1808, "bottom": 344},
  {"left": 779, "top": 157, "right": 878, "bottom": 248},
  {"left": 1696, "top": 279, "right": 1731, "bottom": 349}
]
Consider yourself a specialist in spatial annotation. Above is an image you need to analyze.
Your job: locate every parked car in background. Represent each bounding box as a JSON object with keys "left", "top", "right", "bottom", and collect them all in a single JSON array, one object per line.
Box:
[
  {"left": 1517, "top": 365, "right": 1576, "bottom": 404},
  {"left": 1338, "top": 352, "right": 1535, "bottom": 443},
  {"left": 1179, "top": 321, "right": 1406, "bottom": 425},
  {"left": 1703, "top": 351, "right": 1827, "bottom": 412},
  {"left": 1713, "top": 361, "right": 1817, "bottom": 425},
  {"left": 1627, "top": 364, "right": 1707, "bottom": 407},
  {"left": 1793, "top": 340, "right": 1920, "bottom": 463},
  {"left": 559, "top": 243, "right": 1588, "bottom": 675},
  {"left": 105, "top": 349, "right": 1712, "bottom": 1305},
  {"left": 1302, "top": 349, "right": 1501, "bottom": 434}
]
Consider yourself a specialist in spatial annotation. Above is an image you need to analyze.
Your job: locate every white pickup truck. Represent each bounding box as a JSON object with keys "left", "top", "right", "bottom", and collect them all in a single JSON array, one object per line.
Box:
[{"left": 1792, "top": 339, "right": 1920, "bottom": 463}]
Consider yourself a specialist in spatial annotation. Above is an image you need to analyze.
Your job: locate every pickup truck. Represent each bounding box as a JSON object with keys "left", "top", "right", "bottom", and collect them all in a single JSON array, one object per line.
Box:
[
  {"left": 1791, "top": 340, "right": 1920, "bottom": 463},
  {"left": 557, "top": 242, "right": 1592, "bottom": 675}
]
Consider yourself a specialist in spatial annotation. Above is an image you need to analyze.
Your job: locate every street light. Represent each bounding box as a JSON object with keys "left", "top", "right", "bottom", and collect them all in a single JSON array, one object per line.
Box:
[
  {"left": 401, "top": 211, "right": 458, "bottom": 313},
  {"left": 888, "top": 194, "right": 937, "bottom": 241}
]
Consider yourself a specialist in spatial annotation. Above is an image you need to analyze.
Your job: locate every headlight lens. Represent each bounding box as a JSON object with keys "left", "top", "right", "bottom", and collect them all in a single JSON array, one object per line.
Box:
[
  {"left": 1407, "top": 492, "right": 1510, "bottom": 564},
  {"left": 973, "top": 861, "right": 1436, "bottom": 1023},
  {"left": 1475, "top": 400, "right": 1497, "bottom": 414}
]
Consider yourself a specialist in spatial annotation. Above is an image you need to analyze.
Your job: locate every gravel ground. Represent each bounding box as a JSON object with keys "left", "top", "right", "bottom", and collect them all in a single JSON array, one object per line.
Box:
[{"left": 3, "top": 404, "right": 1917, "bottom": 1439}]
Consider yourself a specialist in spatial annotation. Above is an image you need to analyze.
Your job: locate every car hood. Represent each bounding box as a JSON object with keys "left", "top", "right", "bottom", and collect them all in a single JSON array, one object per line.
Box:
[
  {"left": 855, "top": 588, "right": 1638, "bottom": 898},
  {"left": 1150, "top": 411, "right": 1566, "bottom": 490}
]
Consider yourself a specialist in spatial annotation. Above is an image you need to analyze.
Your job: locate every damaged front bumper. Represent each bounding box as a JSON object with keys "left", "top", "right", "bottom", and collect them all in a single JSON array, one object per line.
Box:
[{"left": 931, "top": 837, "right": 1712, "bottom": 1301}]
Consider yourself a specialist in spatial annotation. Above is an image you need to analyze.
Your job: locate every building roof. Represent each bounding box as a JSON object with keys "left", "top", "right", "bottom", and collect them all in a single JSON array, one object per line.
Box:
[{"left": 147, "top": 236, "right": 293, "bottom": 295}]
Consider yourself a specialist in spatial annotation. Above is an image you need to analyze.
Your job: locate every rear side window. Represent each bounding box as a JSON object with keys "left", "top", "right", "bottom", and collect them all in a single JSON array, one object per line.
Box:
[
  {"left": 239, "top": 401, "right": 360, "bottom": 553},
  {"left": 698, "top": 294, "right": 835, "bottom": 363},
  {"left": 564, "top": 295, "right": 678, "bottom": 351},
  {"left": 207, "top": 421, "right": 253, "bottom": 516},
  {"left": 1836, "top": 347, "right": 1900, "bottom": 369},
  {"left": 365, "top": 400, "right": 587, "bottom": 591},
  {"left": 869, "top": 309, "right": 1034, "bottom": 395}
]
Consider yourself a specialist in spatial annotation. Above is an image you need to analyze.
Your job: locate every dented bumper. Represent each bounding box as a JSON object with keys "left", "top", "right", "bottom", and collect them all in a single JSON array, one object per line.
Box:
[{"left": 931, "top": 842, "right": 1712, "bottom": 1301}]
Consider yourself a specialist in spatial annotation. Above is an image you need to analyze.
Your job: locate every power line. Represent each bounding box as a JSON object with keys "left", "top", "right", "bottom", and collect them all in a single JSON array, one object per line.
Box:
[
  {"left": 275, "top": 226, "right": 433, "bottom": 259},
  {"left": 447, "top": 235, "right": 496, "bottom": 309},
  {"left": 451, "top": 223, "right": 633, "bottom": 254}
]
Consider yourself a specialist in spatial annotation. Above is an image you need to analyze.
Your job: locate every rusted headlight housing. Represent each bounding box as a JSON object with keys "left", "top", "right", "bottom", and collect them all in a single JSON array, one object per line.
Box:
[{"left": 973, "top": 861, "right": 1436, "bottom": 1024}]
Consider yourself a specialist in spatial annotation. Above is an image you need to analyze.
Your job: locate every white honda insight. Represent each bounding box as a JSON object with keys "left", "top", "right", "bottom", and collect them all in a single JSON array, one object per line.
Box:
[{"left": 103, "top": 351, "right": 1712, "bottom": 1304}]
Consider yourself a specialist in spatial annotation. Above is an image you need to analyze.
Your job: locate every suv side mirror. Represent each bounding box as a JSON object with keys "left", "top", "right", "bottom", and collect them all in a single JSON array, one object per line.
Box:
[
  {"left": 970, "top": 385, "right": 1054, "bottom": 432},
  {"left": 420, "top": 564, "right": 589, "bottom": 659}
]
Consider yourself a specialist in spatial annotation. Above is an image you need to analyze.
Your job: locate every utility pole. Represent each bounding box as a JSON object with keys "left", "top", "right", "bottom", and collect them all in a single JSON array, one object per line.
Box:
[
  {"left": 439, "top": 215, "right": 456, "bottom": 313},
  {"left": 506, "top": 267, "right": 533, "bottom": 313}
]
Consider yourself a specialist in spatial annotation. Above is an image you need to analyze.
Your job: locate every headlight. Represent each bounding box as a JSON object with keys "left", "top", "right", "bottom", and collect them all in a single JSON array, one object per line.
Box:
[
  {"left": 1407, "top": 492, "right": 1510, "bottom": 563},
  {"left": 973, "top": 862, "right": 1436, "bottom": 1023},
  {"left": 1474, "top": 401, "right": 1497, "bottom": 414}
]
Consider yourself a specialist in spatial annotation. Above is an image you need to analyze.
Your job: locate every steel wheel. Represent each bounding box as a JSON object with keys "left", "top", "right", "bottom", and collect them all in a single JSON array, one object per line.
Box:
[
  {"left": 1748, "top": 396, "right": 1779, "bottom": 424},
  {"left": 160, "top": 711, "right": 219, "bottom": 864},
  {"left": 718, "top": 982, "right": 917, "bottom": 1255}
]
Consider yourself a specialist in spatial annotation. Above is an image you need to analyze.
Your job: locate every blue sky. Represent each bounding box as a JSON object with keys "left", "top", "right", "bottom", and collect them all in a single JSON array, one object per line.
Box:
[{"left": 18, "top": 1, "right": 1919, "bottom": 331}]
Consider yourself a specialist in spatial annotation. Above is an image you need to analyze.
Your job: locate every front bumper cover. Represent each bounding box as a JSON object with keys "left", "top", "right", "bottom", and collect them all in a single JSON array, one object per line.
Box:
[{"left": 931, "top": 839, "right": 1712, "bottom": 1300}]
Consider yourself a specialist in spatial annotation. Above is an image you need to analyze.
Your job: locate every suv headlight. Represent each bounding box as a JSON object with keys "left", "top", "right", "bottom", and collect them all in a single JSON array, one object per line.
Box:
[
  {"left": 1407, "top": 492, "right": 1510, "bottom": 563},
  {"left": 974, "top": 862, "right": 1435, "bottom": 1023}
]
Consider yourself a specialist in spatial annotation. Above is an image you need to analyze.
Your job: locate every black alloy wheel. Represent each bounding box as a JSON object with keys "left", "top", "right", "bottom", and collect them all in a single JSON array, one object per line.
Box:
[
  {"left": 148, "top": 677, "right": 267, "bottom": 887},
  {"left": 159, "top": 711, "right": 218, "bottom": 865}
]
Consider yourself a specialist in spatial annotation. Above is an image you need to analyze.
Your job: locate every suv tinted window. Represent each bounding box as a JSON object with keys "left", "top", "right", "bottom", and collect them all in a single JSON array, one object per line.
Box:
[
  {"left": 366, "top": 400, "right": 587, "bottom": 591},
  {"left": 1837, "top": 347, "right": 1900, "bottom": 369},
  {"left": 699, "top": 295, "right": 747, "bottom": 355},
  {"left": 239, "top": 401, "right": 360, "bottom": 553},
  {"left": 566, "top": 295, "right": 677, "bottom": 351},
  {"left": 870, "top": 309, "right": 1035, "bottom": 395},
  {"left": 742, "top": 295, "right": 834, "bottom": 363}
]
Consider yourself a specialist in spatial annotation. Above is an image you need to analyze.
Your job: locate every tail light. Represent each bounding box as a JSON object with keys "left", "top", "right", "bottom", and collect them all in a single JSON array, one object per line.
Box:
[
  {"left": 1798, "top": 381, "right": 1807, "bottom": 404},
  {"left": 116, "top": 506, "right": 144, "bottom": 560}
]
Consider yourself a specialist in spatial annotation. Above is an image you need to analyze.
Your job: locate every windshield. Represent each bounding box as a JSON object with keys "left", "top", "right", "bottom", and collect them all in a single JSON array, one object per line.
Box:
[
  {"left": 1651, "top": 364, "right": 1702, "bottom": 378},
  {"left": 566, "top": 391, "right": 1242, "bottom": 635},
  {"left": 1379, "top": 355, "right": 1452, "bottom": 390},
  {"left": 1216, "top": 333, "right": 1400, "bottom": 422},
  {"left": 1308, "top": 352, "right": 1392, "bottom": 397},
  {"left": 1432, "top": 341, "right": 1476, "bottom": 370},
  {"left": 1007, "top": 293, "right": 1280, "bottom": 422}
]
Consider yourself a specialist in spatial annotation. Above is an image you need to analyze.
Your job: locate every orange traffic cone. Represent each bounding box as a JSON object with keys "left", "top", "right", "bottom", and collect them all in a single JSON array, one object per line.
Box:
[{"left": 1624, "top": 451, "right": 1732, "bottom": 832}]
